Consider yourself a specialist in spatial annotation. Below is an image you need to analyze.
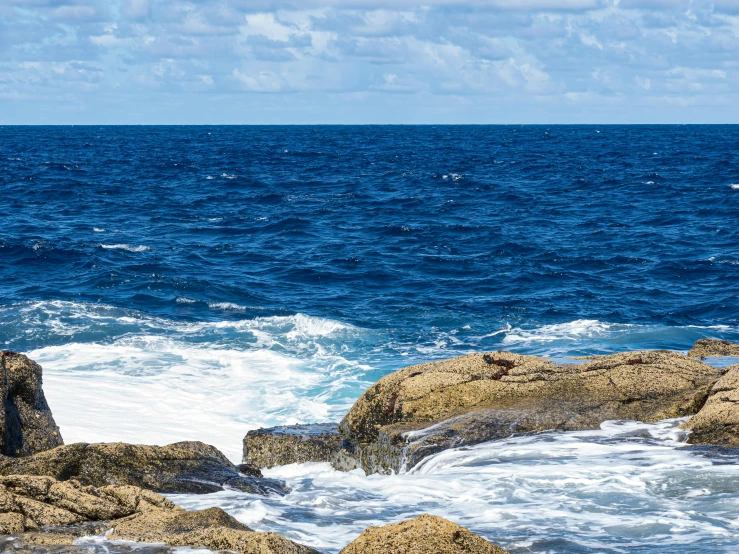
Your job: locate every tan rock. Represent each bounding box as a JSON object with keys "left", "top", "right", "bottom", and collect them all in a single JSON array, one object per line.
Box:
[
  {"left": 336, "top": 351, "right": 719, "bottom": 473},
  {"left": 243, "top": 423, "right": 342, "bottom": 469},
  {"left": 0, "top": 475, "right": 319, "bottom": 554},
  {"left": 110, "top": 506, "right": 320, "bottom": 554},
  {"left": 0, "top": 441, "right": 285, "bottom": 495},
  {"left": 339, "top": 514, "right": 508, "bottom": 554},
  {"left": 0, "top": 351, "right": 63, "bottom": 457},
  {"left": 683, "top": 364, "right": 739, "bottom": 446},
  {"left": 688, "top": 339, "right": 739, "bottom": 358}
]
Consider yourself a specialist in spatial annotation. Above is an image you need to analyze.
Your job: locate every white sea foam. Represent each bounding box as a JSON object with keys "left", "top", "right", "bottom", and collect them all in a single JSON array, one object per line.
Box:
[
  {"left": 730, "top": 184, "right": 739, "bottom": 189},
  {"left": 93, "top": 227, "right": 107, "bottom": 233},
  {"left": 100, "top": 244, "right": 151, "bottom": 252},
  {"left": 170, "top": 419, "right": 739, "bottom": 553},
  {"left": 176, "top": 297, "right": 198, "bottom": 304},
  {"left": 501, "top": 319, "right": 625, "bottom": 345},
  {"left": 13, "top": 301, "right": 364, "bottom": 461}
]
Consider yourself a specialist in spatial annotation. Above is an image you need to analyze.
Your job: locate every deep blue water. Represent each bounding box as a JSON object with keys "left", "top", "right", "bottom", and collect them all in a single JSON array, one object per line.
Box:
[
  {"left": 2, "top": 125, "right": 739, "bottom": 553},
  {"left": 2, "top": 125, "right": 739, "bottom": 353}
]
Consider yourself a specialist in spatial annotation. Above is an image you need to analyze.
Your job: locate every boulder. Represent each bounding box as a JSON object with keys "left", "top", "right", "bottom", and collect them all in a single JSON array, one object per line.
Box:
[
  {"left": 110, "top": 506, "right": 319, "bottom": 554},
  {"left": 243, "top": 423, "right": 342, "bottom": 469},
  {"left": 0, "top": 475, "right": 319, "bottom": 554},
  {"left": 688, "top": 338, "right": 739, "bottom": 358},
  {"left": 0, "top": 441, "right": 286, "bottom": 495},
  {"left": 0, "top": 351, "right": 63, "bottom": 457},
  {"left": 683, "top": 364, "right": 739, "bottom": 446},
  {"left": 335, "top": 351, "right": 719, "bottom": 474},
  {"left": 339, "top": 514, "right": 508, "bottom": 554}
]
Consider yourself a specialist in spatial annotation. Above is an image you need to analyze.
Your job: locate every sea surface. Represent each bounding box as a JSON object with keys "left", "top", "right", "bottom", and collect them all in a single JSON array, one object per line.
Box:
[{"left": 1, "top": 125, "right": 739, "bottom": 553}]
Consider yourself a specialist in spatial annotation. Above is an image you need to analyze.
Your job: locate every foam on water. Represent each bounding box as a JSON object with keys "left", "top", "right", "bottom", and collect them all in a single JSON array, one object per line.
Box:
[
  {"left": 100, "top": 244, "right": 152, "bottom": 252},
  {"left": 171, "top": 420, "right": 739, "bottom": 553},
  {"left": 3, "top": 300, "right": 739, "bottom": 551}
]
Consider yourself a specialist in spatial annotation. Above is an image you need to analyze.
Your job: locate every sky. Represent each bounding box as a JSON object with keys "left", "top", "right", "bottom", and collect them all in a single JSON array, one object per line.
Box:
[{"left": 1, "top": 0, "right": 738, "bottom": 124}]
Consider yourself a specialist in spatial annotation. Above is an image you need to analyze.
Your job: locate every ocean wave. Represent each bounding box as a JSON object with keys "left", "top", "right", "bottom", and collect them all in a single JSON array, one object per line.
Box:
[
  {"left": 99, "top": 244, "right": 151, "bottom": 252},
  {"left": 501, "top": 319, "right": 630, "bottom": 345}
]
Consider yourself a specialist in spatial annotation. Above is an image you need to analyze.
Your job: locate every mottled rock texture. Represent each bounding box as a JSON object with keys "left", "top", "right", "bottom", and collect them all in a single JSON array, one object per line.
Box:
[
  {"left": 339, "top": 514, "right": 508, "bottom": 554},
  {"left": 0, "top": 474, "right": 172, "bottom": 534},
  {"left": 243, "top": 423, "right": 342, "bottom": 468},
  {"left": 111, "top": 506, "right": 319, "bottom": 554},
  {"left": 0, "top": 441, "right": 285, "bottom": 495},
  {"left": 334, "top": 350, "right": 719, "bottom": 473},
  {"left": 0, "top": 475, "right": 318, "bottom": 554},
  {"left": 0, "top": 351, "right": 63, "bottom": 457},
  {"left": 683, "top": 364, "right": 739, "bottom": 446},
  {"left": 688, "top": 338, "right": 739, "bottom": 358}
]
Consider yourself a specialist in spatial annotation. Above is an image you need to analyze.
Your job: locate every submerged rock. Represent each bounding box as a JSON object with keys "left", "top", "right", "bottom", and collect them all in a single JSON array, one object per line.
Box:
[
  {"left": 0, "top": 475, "right": 318, "bottom": 554},
  {"left": 339, "top": 514, "right": 508, "bottom": 554},
  {"left": 243, "top": 423, "right": 342, "bottom": 468},
  {"left": 0, "top": 441, "right": 286, "bottom": 495},
  {"left": 0, "top": 351, "right": 63, "bottom": 457},
  {"left": 334, "top": 350, "right": 719, "bottom": 474},
  {"left": 688, "top": 338, "right": 739, "bottom": 358},
  {"left": 683, "top": 364, "right": 739, "bottom": 446}
]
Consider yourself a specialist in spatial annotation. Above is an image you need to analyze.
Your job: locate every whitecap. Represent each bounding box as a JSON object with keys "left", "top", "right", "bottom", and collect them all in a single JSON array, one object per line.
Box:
[
  {"left": 100, "top": 244, "right": 151, "bottom": 252},
  {"left": 730, "top": 184, "right": 739, "bottom": 189},
  {"left": 501, "top": 319, "right": 624, "bottom": 346},
  {"left": 208, "top": 302, "right": 248, "bottom": 311},
  {"left": 176, "top": 297, "right": 198, "bottom": 304},
  {"left": 93, "top": 227, "right": 106, "bottom": 233}
]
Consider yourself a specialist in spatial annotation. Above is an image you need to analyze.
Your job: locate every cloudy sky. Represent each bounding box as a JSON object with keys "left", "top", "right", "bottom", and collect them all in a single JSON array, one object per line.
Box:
[{"left": 1, "top": 0, "right": 738, "bottom": 123}]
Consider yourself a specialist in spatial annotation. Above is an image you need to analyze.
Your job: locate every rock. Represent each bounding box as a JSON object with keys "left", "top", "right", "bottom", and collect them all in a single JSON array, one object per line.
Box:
[
  {"left": 339, "top": 514, "right": 508, "bottom": 554},
  {"left": 0, "top": 441, "right": 286, "bottom": 495},
  {"left": 110, "top": 506, "right": 320, "bottom": 554},
  {"left": 0, "top": 351, "right": 63, "bottom": 457},
  {"left": 335, "top": 351, "right": 719, "bottom": 474},
  {"left": 243, "top": 423, "right": 342, "bottom": 469},
  {"left": 0, "top": 475, "right": 318, "bottom": 554},
  {"left": 688, "top": 338, "right": 739, "bottom": 358},
  {"left": 0, "top": 474, "right": 173, "bottom": 534},
  {"left": 683, "top": 364, "right": 739, "bottom": 446}
]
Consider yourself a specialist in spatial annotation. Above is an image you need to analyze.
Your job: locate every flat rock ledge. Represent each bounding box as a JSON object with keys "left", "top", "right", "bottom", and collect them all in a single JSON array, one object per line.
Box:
[
  {"left": 339, "top": 514, "right": 509, "bottom": 554},
  {"left": 0, "top": 475, "right": 317, "bottom": 554},
  {"left": 245, "top": 350, "right": 724, "bottom": 474},
  {"left": 688, "top": 338, "right": 739, "bottom": 358},
  {"left": 0, "top": 441, "right": 284, "bottom": 496},
  {"left": 243, "top": 424, "right": 342, "bottom": 469}
]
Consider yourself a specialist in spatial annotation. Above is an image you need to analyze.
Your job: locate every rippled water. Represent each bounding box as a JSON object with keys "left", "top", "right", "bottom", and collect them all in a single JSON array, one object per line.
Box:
[{"left": 1, "top": 125, "right": 739, "bottom": 552}]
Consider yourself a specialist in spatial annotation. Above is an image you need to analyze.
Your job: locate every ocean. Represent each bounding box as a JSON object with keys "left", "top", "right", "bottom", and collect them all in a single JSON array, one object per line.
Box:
[{"left": 1, "top": 125, "right": 739, "bottom": 552}]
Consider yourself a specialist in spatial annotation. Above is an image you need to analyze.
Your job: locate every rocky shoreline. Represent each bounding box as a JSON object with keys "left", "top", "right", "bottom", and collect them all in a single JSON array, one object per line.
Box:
[{"left": 2, "top": 341, "right": 739, "bottom": 553}]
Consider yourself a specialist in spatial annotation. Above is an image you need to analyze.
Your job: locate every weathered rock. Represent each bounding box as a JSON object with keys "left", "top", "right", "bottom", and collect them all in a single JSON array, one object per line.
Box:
[
  {"left": 0, "top": 474, "right": 173, "bottom": 534},
  {"left": 339, "top": 514, "right": 508, "bottom": 554},
  {"left": 0, "top": 441, "right": 286, "bottom": 495},
  {"left": 0, "top": 475, "right": 318, "bottom": 554},
  {"left": 335, "top": 350, "right": 719, "bottom": 474},
  {"left": 0, "top": 351, "right": 63, "bottom": 457},
  {"left": 243, "top": 423, "right": 342, "bottom": 468},
  {"left": 683, "top": 364, "right": 739, "bottom": 446},
  {"left": 110, "top": 506, "right": 320, "bottom": 554},
  {"left": 688, "top": 338, "right": 739, "bottom": 358}
]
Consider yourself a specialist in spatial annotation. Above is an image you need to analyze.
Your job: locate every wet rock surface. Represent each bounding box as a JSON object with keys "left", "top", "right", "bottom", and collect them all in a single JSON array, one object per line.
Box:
[
  {"left": 0, "top": 442, "right": 286, "bottom": 495},
  {"left": 334, "top": 350, "right": 719, "bottom": 473},
  {"left": 688, "top": 338, "right": 739, "bottom": 358},
  {"left": 0, "top": 352, "right": 63, "bottom": 458},
  {"left": 243, "top": 423, "right": 342, "bottom": 469},
  {"left": 684, "top": 364, "right": 739, "bottom": 447},
  {"left": 339, "top": 514, "right": 509, "bottom": 554}
]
